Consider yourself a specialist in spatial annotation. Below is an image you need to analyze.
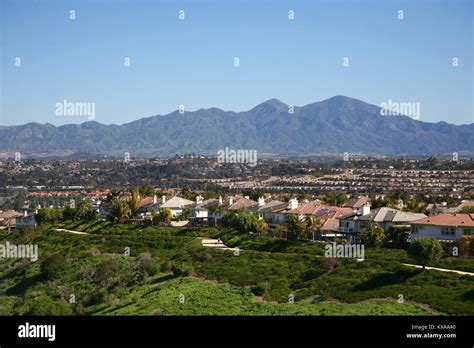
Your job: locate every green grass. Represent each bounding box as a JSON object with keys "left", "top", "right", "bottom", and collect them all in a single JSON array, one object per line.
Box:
[
  {"left": 96, "top": 274, "right": 435, "bottom": 316},
  {"left": 0, "top": 223, "right": 473, "bottom": 316}
]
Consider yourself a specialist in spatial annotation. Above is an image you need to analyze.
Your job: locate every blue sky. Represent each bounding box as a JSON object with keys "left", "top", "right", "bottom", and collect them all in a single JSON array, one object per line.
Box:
[{"left": 0, "top": 0, "right": 472, "bottom": 126}]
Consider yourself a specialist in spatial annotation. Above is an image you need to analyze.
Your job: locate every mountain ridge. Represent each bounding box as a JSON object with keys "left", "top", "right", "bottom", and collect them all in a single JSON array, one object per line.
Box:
[{"left": 1, "top": 96, "right": 473, "bottom": 157}]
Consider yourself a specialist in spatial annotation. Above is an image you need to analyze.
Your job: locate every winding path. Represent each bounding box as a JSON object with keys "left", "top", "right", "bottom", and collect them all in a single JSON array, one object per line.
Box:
[
  {"left": 402, "top": 263, "right": 474, "bottom": 276},
  {"left": 55, "top": 228, "right": 88, "bottom": 235},
  {"left": 200, "top": 238, "right": 239, "bottom": 252}
]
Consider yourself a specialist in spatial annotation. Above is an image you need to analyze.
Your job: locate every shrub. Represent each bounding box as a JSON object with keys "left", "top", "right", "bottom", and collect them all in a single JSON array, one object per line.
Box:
[
  {"left": 456, "top": 236, "right": 474, "bottom": 256},
  {"left": 41, "top": 254, "right": 68, "bottom": 280},
  {"left": 136, "top": 252, "right": 157, "bottom": 276},
  {"left": 161, "top": 261, "right": 173, "bottom": 273},
  {"left": 94, "top": 258, "right": 120, "bottom": 284},
  {"left": 26, "top": 296, "right": 73, "bottom": 315},
  {"left": 151, "top": 308, "right": 162, "bottom": 316},
  {"left": 408, "top": 238, "right": 443, "bottom": 269},
  {"left": 251, "top": 282, "right": 270, "bottom": 296},
  {"left": 360, "top": 224, "right": 385, "bottom": 248},
  {"left": 320, "top": 258, "right": 339, "bottom": 272}
]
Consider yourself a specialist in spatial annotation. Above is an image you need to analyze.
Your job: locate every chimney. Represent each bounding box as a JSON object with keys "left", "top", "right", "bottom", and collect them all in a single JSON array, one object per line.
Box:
[
  {"left": 24, "top": 210, "right": 27, "bottom": 217},
  {"left": 229, "top": 197, "right": 234, "bottom": 206},
  {"left": 361, "top": 203, "right": 371, "bottom": 216},
  {"left": 218, "top": 196, "right": 223, "bottom": 205},
  {"left": 196, "top": 195, "right": 203, "bottom": 204},
  {"left": 153, "top": 195, "right": 157, "bottom": 204},
  {"left": 244, "top": 196, "right": 250, "bottom": 200},
  {"left": 288, "top": 198, "right": 298, "bottom": 210},
  {"left": 161, "top": 195, "right": 166, "bottom": 204},
  {"left": 258, "top": 197, "right": 265, "bottom": 207}
]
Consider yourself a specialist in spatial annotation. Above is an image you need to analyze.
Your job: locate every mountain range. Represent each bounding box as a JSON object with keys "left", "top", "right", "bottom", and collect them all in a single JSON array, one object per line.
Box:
[{"left": 1, "top": 96, "right": 473, "bottom": 157}]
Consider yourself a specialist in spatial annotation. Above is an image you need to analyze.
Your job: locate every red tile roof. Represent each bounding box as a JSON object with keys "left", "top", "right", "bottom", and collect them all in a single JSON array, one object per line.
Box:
[{"left": 410, "top": 213, "right": 474, "bottom": 227}]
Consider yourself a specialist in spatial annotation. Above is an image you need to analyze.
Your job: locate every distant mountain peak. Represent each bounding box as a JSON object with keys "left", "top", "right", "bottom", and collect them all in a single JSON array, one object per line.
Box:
[
  {"left": 1, "top": 96, "right": 472, "bottom": 157},
  {"left": 319, "top": 95, "right": 367, "bottom": 105},
  {"left": 250, "top": 98, "right": 288, "bottom": 113}
]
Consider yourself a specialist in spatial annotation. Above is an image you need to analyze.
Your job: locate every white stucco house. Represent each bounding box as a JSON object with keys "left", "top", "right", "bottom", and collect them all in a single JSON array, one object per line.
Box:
[
  {"left": 409, "top": 213, "right": 474, "bottom": 241},
  {"left": 159, "top": 196, "right": 194, "bottom": 217}
]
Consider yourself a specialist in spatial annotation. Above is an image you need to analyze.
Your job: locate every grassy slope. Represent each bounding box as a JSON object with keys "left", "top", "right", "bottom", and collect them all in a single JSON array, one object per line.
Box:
[
  {"left": 0, "top": 222, "right": 473, "bottom": 315},
  {"left": 96, "top": 274, "right": 434, "bottom": 316}
]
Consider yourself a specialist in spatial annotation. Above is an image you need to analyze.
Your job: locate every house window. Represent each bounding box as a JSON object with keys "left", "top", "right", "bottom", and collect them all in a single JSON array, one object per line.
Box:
[
  {"left": 360, "top": 221, "right": 369, "bottom": 229},
  {"left": 411, "top": 226, "right": 419, "bottom": 233},
  {"left": 464, "top": 228, "right": 473, "bottom": 236},
  {"left": 441, "top": 227, "right": 456, "bottom": 236}
]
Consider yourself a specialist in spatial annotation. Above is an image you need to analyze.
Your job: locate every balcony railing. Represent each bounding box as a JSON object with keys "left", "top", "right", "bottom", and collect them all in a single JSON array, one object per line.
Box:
[{"left": 338, "top": 227, "right": 354, "bottom": 233}]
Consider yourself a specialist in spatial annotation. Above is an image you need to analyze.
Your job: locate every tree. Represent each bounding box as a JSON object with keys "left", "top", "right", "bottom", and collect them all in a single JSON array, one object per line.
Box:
[
  {"left": 323, "top": 192, "right": 347, "bottom": 206},
  {"left": 62, "top": 206, "right": 77, "bottom": 221},
  {"left": 222, "top": 209, "right": 259, "bottom": 233},
  {"left": 208, "top": 203, "right": 223, "bottom": 227},
  {"left": 158, "top": 208, "right": 173, "bottom": 224},
  {"left": 138, "top": 184, "right": 154, "bottom": 197},
  {"left": 371, "top": 197, "right": 389, "bottom": 209},
  {"left": 305, "top": 216, "right": 322, "bottom": 242},
  {"left": 253, "top": 219, "right": 269, "bottom": 236},
  {"left": 75, "top": 200, "right": 97, "bottom": 221},
  {"left": 285, "top": 215, "right": 307, "bottom": 241},
  {"left": 180, "top": 207, "right": 191, "bottom": 221},
  {"left": 360, "top": 223, "right": 385, "bottom": 247},
  {"left": 35, "top": 208, "right": 64, "bottom": 225},
  {"left": 110, "top": 197, "right": 131, "bottom": 223},
  {"left": 384, "top": 226, "right": 410, "bottom": 249},
  {"left": 404, "top": 198, "right": 427, "bottom": 214},
  {"left": 127, "top": 188, "right": 141, "bottom": 217},
  {"left": 408, "top": 237, "right": 443, "bottom": 269},
  {"left": 455, "top": 236, "right": 474, "bottom": 256}
]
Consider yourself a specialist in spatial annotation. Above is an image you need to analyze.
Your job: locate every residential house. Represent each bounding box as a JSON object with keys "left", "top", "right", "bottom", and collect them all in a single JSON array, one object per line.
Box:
[
  {"left": 191, "top": 196, "right": 219, "bottom": 221},
  {"left": 313, "top": 207, "right": 354, "bottom": 238},
  {"left": 257, "top": 199, "right": 287, "bottom": 224},
  {"left": 337, "top": 206, "right": 427, "bottom": 242},
  {"left": 0, "top": 210, "right": 23, "bottom": 231},
  {"left": 428, "top": 200, "right": 474, "bottom": 216},
  {"left": 409, "top": 213, "right": 474, "bottom": 242},
  {"left": 343, "top": 196, "right": 370, "bottom": 210},
  {"left": 16, "top": 211, "right": 38, "bottom": 229},
  {"left": 159, "top": 196, "right": 194, "bottom": 218},
  {"left": 227, "top": 196, "right": 259, "bottom": 212},
  {"left": 271, "top": 199, "right": 329, "bottom": 225},
  {"left": 136, "top": 195, "right": 194, "bottom": 218}
]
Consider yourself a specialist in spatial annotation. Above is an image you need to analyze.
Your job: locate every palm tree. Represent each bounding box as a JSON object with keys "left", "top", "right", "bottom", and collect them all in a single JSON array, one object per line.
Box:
[
  {"left": 110, "top": 197, "right": 131, "bottom": 223},
  {"left": 75, "top": 200, "right": 90, "bottom": 220},
  {"left": 127, "top": 188, "right": 141, "bottom": 217},
  {"left": 305, "top": 215, "right": 322, "bottom": 242},
  {"left": 208, "top": 203, "right": 223, "bottom": 227}
]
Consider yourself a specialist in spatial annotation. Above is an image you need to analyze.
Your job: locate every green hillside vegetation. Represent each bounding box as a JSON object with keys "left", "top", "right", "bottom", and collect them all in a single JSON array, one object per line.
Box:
[{"left": 0, "top": 222, "right": 473, "bottom": 316}]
